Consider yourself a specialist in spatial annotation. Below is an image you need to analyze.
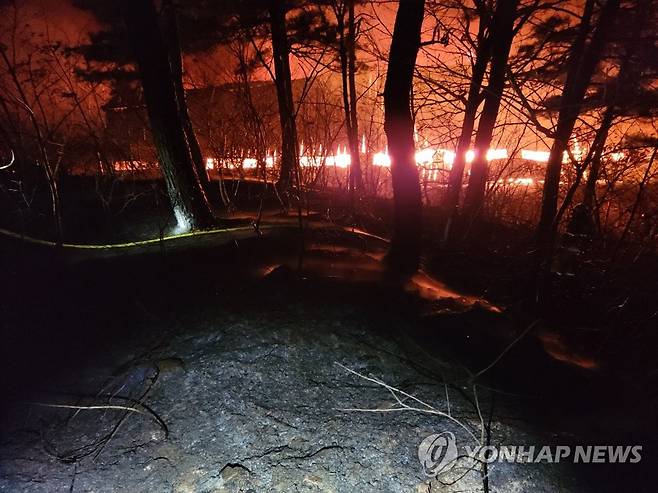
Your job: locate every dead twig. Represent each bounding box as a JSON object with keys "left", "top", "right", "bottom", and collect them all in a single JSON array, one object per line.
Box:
[
  {"left": 334, "top": 362, "right": 481, "bottom": 445},
  {"left": 27, "top": 397, "right": 167, "bottom": 438}
]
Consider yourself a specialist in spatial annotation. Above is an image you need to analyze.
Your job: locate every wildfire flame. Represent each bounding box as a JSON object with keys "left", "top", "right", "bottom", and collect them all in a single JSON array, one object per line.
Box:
[{"left": 132, "top": 137, "right": 618, "bottom": 177}]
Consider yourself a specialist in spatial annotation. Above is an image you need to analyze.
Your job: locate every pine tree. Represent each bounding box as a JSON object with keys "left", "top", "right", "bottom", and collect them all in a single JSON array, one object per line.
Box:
[{"left": 120, "top": 0, "right": 215, "bottom": 230}]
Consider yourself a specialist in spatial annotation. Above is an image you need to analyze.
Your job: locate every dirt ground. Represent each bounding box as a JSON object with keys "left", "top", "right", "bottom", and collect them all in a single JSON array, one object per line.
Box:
[{"left": 0, "top": 223, "right": 655, "bottom": 492}]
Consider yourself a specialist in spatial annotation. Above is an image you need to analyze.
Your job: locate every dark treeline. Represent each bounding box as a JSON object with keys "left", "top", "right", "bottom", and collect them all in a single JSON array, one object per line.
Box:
[{"left": 0, "top": 0, "right": 657, "bottom": 307}]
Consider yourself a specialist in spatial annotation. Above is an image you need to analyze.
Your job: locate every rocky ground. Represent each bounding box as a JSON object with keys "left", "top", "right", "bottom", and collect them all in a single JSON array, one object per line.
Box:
[{"left": 0, "top": 226, "right": 654, "bottom": 492}]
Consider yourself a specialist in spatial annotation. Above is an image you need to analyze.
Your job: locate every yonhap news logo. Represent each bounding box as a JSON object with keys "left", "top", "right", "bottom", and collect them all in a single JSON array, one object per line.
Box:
[
  {"left": 418, "top": 431, "right": 459, "bottom": 475},
  {"left": 418, "top": 433, "right": 642, "bottom": 477}
]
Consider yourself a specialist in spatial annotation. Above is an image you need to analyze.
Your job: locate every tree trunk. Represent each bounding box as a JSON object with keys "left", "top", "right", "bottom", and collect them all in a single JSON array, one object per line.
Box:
[
  {"left": 121, "top": 0, "right": 214, "bottom": 231},
  {"left": 269, "top": 0, "right": 299, "bottom": 191},
  {"left": 462, "top": 0, "right": 519, "bottom": 223},
  {"left": 162, "top": 0, "right": 222, "bottom": 208},
  {"left": 582, "top": 105, "right": 614, "bottom": 212},
  {"left": 338, "top": 0, "right": 363, "bottom": 200},
  {"left": 535, "top": 0, "right": 620, "bottom": 269},
  {"left": 583, "top": 3, "right": 642, "bottom": 215},
  {"left": 530, "top": 0, "right": 620, "bottom": 307},
  {"left": 443, "top": 19, "right": 491, "bottom": 228},
  {"left": 347, "top": 0, "right": 363, "bottom": 195},
  {"left": 383, "top": 0, "right": 424, "bottom": 275}
]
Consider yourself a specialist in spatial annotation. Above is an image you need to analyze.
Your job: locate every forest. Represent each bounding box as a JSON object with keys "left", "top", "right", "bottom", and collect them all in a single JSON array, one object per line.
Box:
[{"left": 0, "top": 0, "right": 656, "bottom": 492}]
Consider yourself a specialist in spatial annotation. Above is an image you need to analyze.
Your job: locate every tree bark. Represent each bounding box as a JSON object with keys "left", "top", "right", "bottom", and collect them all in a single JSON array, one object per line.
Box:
[
  {"left": 535, "top": 0, "right": 619, "bottom": 257},
  {"left": 530, "top": 0, "right": 620, "bottom": 307},
  {"left": 121, "top": 0, "right": 215, "bottom": 231},
  {"left": 162, "top": 0, "right": 222, "bottom": 208},
  {"left": 347, "top": 0, "right": 363, "bottom": 195},
  {"left": 338, "top": 0, "right": 363, "bottom": 200},
  {"left": 443, "top": 17, "right": 491, "bottom": 227},
  {"left": 383, "top": 0, "right": 424, "bottom": 275},
  {"left": 462, "top": 0, "right": 519, "bottom": 223},
  {"left": 269, "top": 0, "right": 299, "bottom": 191},
  {"left": 582, "top": 105, "right": 614, "bottom": 212}
]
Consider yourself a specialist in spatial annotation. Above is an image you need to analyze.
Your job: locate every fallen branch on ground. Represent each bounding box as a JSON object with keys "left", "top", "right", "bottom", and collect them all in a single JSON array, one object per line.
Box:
[{"left": 334, "top": 362, "right": 482, "bottom": 445}]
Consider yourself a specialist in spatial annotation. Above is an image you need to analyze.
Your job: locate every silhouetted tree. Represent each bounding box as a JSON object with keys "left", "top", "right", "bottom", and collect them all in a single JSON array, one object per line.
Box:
[
  {"left": 74, "top": 0, "right": 228, "bottom": 211},
  {"left": 461, "top": 0, "right": 519, "bottom": 224},
  {"left": 0, "top": 47, "right": 63, "bottom": 242},
  {"left": 162, "top": 0, "right": 223, "bottom": 208},
  {"left": 225, "top": 0, "right": 334, "bottom": 192},
  {"left": 580, "top": 0, "right": 658, "bottom": 216},
  {"left": 332, "top": 0, "right": 363, "bottom": 196},
  {"left": 120, "top": 0, "right": 215, "bottom": 230},
  {"left": 534, "top": 0, "right": 621, "bottom": 301},
  {"left": 443, "top": 1, "right": 492, "bottom": 238},
  {"left": 384, "top": 0, "right": 425, "bottom": 275},
  {"left": 268, "top": 0, "right": 299, "bottom": 191}
]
